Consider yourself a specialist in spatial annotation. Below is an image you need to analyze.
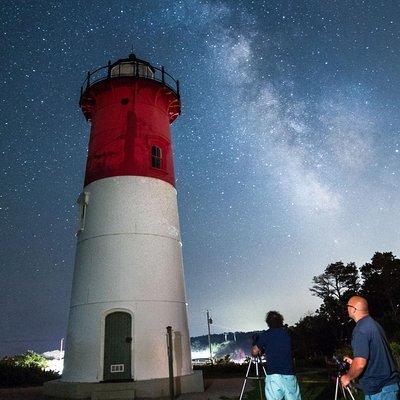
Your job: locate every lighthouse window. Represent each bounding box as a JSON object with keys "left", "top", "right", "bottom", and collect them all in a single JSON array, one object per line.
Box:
[{"left": 151, "top": 145, "right": 162, "bottom": 169}]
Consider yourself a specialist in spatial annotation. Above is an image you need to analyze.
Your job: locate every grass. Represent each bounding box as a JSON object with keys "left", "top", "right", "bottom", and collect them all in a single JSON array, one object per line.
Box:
[
  {"left": 238, "top": 369, "right": 365, "bottom": 400},
  {"left": 199, "top": 364, "right": 365, "bottom": 400}
]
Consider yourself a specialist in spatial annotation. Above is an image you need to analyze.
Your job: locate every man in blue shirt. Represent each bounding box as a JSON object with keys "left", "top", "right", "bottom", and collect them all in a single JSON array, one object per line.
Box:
[
  {"left": 252, "top": 311, "right": 301, "bottom": 400},
  {"left": 340, "top": 296, "right": 399, "bottom": 399}
]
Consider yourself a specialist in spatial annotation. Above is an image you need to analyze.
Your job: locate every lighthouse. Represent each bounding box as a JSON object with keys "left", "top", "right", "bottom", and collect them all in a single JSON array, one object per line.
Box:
[{"left": 45, "top": 54, "right": 203, "bottom": 399}]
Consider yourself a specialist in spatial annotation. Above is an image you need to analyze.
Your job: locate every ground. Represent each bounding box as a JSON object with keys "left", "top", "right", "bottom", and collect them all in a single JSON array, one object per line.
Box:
[{"left": 0, "top": 372, "right": 365, "bottom": 400}]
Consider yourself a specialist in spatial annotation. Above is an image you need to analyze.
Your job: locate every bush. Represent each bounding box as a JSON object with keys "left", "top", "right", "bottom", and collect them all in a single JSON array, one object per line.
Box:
[
  {"left": 0, "top": 363, "right": 59, "bottom": 388},
  {"left": 294, "top": 357, "right": 327, "bottom": 369},
  {"left": 0, "top": 351, "right": 59, "bottom": 387},
  {"left": 215, "top": 354, "right": 234, "bottom": 365},
  {"left": 13, "top": 350, "right": 48, "bottom": 369},
  {"left": 194, "top": 361, "right": 247, "bottom": 378},
  {"left": 390, "top": 342, "right": 400, "bottom": 368},
  {"left": 333, "top": 345, "right": 353, "bottom": 361}
]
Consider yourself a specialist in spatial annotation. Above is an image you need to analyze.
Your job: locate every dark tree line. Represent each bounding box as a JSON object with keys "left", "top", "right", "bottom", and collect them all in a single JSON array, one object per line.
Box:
[{"left": 292, "top": 252, "right": 400, "bottom": 359}]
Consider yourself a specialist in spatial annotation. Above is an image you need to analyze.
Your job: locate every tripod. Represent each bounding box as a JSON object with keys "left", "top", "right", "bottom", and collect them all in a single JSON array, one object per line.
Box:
[
  {"left": 334, "top": 372, "right": 356, "bottom": 400},
  {"left": 239, "top": 356, "right": 267, "bottom": 400}
]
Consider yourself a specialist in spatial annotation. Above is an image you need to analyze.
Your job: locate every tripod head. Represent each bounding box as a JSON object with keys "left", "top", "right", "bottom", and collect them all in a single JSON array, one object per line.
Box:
[
  {"left": 332, "top": 356, "right": 350, "bottom": 376},
  {"left": 249, "top": 354, "right": 266, "bottom": 364},
  {"left": 331, "top": 356, "right": 357, "bottom": 400}
]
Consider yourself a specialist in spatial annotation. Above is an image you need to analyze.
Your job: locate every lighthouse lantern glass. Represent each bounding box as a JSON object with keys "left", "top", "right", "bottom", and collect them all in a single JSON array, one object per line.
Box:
[{"left": 111, "top": 61, "right": 154, "bottom": 79}]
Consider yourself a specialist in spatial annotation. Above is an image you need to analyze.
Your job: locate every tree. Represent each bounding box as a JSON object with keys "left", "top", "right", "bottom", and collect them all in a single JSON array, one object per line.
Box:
[
  {"left": 361, "top": 252, "right": 400, "bottom": 339},
  {"left": 311, "top": 262, "right": 359, "bottom": 329},
  {"left": 292, "top": 313, "right": 336, "bottom": 358},
  {"left": 292, "top": 252, "right": 400, "bottom": 359},
  {"left": 310, "top": 261, "right": 359, "bottom": 302},
  {"left": 306, "top": 261, "right": 360, "bottom": 355}
]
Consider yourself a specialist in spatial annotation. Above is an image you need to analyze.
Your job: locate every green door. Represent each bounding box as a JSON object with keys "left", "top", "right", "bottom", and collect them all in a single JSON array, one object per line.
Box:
[{"left": 103, "top": 312, "right": 132, "bottom": 381}]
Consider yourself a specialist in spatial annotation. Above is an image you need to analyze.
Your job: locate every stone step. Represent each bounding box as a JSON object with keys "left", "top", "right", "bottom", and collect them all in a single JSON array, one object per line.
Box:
[{"left": 91, "top": 389, "right": 134, "bottom": 400}]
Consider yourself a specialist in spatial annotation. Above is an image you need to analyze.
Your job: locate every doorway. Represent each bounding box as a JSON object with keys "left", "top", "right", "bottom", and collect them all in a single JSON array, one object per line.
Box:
[{"left": 103, "top": 311, "right": 132, "bottom": 381}]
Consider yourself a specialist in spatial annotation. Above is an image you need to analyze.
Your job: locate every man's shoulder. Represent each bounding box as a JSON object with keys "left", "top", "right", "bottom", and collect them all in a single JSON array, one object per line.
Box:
[
  {"left": 259, "top": 327, "right": 291, "bottom": 338},
  {"left": 258, "top": 329, "right": 277, "bottom": 339},
  {"left": 355, "top": 316, "right": 379, "bottom": 334},
  {"left": 265, "top": 327, "right": 290, "bottom": 337},
  {"left": 360, "top": 316, "right": 377, "bottom": 325},
  {"left": 256, "top": 330, "right": 268, "bottom": 342}
]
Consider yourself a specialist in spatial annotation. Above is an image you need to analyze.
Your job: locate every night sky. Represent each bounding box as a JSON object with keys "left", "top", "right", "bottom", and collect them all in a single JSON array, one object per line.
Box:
[{"left": 1, "top": 1, "right": 399, "bottom": 356}]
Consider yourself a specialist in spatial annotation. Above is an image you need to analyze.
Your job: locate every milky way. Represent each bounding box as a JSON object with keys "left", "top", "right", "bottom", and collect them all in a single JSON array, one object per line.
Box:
[{"left": 0, "top": 1, "right": 399, "bottom": 355}]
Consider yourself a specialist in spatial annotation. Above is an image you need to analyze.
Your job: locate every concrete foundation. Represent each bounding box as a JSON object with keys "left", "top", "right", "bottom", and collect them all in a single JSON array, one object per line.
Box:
[{"left": 43, "top": 370, "right": 204, "bottom": 399}]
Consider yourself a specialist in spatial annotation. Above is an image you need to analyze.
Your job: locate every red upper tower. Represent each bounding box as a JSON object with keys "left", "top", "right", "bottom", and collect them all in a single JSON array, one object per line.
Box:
[{"left": 79, "top": 54, "right": 181, "bottom": 187}]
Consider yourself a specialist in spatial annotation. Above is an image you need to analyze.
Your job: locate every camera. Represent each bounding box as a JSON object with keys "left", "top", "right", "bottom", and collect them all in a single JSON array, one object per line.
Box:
[{"left": 332, "top": 355, "right": 349, "bottom": 375}]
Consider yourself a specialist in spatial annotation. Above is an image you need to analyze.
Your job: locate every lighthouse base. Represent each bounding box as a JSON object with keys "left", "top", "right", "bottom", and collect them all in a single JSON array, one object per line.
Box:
[{"left": 43, "top": 371, "right": 204, "bottom": 399}]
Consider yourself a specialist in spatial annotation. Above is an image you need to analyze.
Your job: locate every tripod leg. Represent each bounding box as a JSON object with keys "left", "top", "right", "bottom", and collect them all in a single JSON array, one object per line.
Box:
[
  {"left": 239, "top": 360, "right": 252, "bottom": 400},
  {"left": 341, "top": 384, "right": 347, "bottom": 399},
  {"left": 334, "top": 377, "right": 339, "bottom": 400},
  {"left": 261, "top": 365, "right": 267, "bottom": 377},
  {"left": 258, "top": 378, "right": 264, "bottom": 400},
  {"left": 346, "top": 387, "right": 356, "bottom": 400},
  {"left": 255, "top": 362, "right": 264, "bottom": 400}
]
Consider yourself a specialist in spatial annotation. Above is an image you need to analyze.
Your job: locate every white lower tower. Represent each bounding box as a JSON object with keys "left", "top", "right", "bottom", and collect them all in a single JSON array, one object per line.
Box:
[{"left": 62, "top": 177, "right": 192, "bottom": 382}]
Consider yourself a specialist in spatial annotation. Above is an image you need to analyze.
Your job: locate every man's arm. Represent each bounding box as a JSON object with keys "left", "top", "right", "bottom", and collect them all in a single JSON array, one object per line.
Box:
[{"left": 340, "top": 357, "right": 367, "bottom": 387}]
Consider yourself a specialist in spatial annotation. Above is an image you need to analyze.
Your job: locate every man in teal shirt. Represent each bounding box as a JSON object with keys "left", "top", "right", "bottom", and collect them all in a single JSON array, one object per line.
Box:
[{"left": 252, "top": 311, "right": 301, "bottom": 400}]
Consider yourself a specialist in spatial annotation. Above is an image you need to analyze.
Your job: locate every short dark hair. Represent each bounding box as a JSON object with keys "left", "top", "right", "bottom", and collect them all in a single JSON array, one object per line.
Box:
[{"left": 265, "top": 311, "right": 284, "bottom": 328}]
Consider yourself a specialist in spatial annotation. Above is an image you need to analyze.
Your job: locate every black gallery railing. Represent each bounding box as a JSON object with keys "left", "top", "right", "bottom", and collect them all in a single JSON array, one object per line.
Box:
[{"left": 80, "top": 59, "right": 180, "bottom": 99}]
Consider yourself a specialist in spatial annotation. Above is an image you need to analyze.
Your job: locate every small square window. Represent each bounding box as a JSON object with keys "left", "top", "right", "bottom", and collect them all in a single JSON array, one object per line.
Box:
[{"left": 110, "top": 364, "right": 125, "bottom": 373}]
